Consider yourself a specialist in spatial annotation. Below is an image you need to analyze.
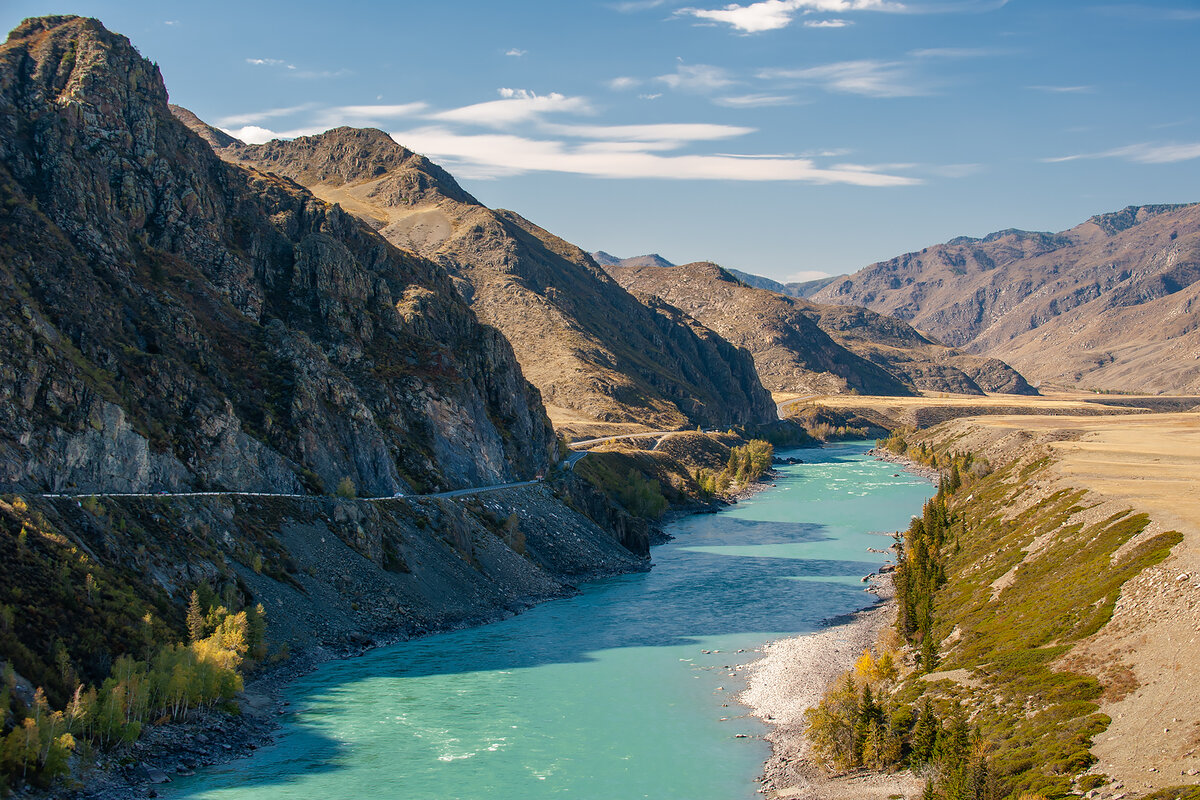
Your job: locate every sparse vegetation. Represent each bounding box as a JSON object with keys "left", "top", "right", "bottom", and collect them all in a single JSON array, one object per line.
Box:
[{"left": 807, "top": 434, "right": 1183, "bottom": 799}]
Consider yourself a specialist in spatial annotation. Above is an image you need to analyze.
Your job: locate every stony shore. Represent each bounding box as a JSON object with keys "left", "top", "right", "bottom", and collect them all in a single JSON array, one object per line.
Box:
[
  {"left": 738, "top": 579, "right": 922, "bottom": 800},
  {"left": 736, "top": 448, "right": 934, "bottom": 800}
]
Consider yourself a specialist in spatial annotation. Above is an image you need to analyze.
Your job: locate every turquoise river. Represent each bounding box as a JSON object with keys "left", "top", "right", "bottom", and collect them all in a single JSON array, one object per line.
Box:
[{"left": 167, "top": 441, "right": 933, "bottom": 800}]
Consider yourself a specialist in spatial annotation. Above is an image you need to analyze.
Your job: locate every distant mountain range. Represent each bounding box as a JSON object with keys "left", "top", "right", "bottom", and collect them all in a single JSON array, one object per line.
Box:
[{"left": 812, "top": 204, "right": 1200, "bottom": 393}]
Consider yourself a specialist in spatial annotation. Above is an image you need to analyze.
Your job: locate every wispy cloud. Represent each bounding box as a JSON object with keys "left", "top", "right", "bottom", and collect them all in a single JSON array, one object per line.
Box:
[
  {"left": 542, "top": 122, "right": 755, "bottom": 141},
  {"left": 430, "top": 89, "right": 593, "bottom": 128},
  {"left": 908, "top": 46, "right": 992, "bottom": 58},
  {"left": 677, "top": 0, "right": 904, "bottom": 33},
  {"left": 217, "top": 103, "right": 319, "bottom": 128},
  {"left": 213, "top": 88, "right": 929, "bottom": 187},
  {"left": 505, "top": 48, "right": 527, "bottom": 57},
  {"left": 639, "top": 92, "right": 664, "bottom": 100},
  {"left": 761, "top": 60, "right": 925, "bottom": 97},
  {"left": 657, "top": 64, "right": 736, "bottom": 91},
  {"left": 1027, "top": 84, "right": 1093, "bottom": 93},
  {"left": 608, "top": 76, "right": 643, "bottom": 90},
  {"left": 386, "top": 126, "right": 920, "bottom": 185},
  {"left": 804, "top": 18, "right": 852, "bottom": 26},
  {"left": 1044, "top": 141, "right": 1200, "bottom": 165},
  {"left": 163, "top": 19, "right": 180, "bottom": 26},
  {"left": 243, "top": 57, "right": 351, "bottom": 79},
  {"left": 713, "top": 93, "right": 796, "bottom": 107}
]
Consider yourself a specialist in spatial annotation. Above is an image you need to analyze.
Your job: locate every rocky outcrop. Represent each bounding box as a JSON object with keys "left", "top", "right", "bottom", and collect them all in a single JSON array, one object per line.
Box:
[
  {"left": 0, "top": 16, "right": 553, "bottom": 495},
  {"left": 812, "top": 204, "right": 1200, "bottom": 392},
  {"left": 195, "top": 124, "right": 777, "bottom": 433}
]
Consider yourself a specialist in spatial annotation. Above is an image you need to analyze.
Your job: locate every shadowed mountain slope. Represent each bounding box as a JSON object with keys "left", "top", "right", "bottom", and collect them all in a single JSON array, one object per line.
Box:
[
  {"left": 813, "top": 204, "right": 1200, "bottom": 392},
  {"left": 0, "top": 16, "right": 554, "bottom": 496},
  {"left": 185, "top": 124, "right": 776, "bottom": 434},
  {"left": 607, "top": 262, "right": 1034, "bottom": 396}
]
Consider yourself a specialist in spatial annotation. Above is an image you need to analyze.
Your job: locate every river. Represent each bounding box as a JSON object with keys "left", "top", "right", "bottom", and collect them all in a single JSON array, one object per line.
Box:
[{"left": 166, "top": 441, "right": 933, "bottom": 800}]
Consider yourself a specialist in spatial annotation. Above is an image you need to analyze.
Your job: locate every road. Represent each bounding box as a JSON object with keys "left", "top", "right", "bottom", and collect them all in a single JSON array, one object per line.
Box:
[
  {"left": 39, "top": 480, "right": 547, "bottom": 503},
  {"left": 568, "top": 429, "right": 683, "bottom": 449},
  {"left": 775, "top": 394, "right": 818, "bottom": 419}
]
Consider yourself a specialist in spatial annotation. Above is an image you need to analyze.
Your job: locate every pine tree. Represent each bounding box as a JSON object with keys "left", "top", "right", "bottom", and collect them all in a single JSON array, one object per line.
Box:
[{"left": 186, "top": 590, "right": 205, "bottom": 643}]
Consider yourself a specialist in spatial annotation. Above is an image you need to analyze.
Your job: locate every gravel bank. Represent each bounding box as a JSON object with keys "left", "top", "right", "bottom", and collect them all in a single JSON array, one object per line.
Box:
[{"left": 739, "top": 577, "right": 922, "bottom": 800}]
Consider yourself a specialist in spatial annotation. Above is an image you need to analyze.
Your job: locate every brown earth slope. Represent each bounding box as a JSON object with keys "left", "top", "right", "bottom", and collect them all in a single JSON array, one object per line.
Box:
[
  {"left": 183, "top": 122, "right": 776, "bottom": 434},
  {"left": 608, "top": 261, "right": 1034, "bottom": 396},
  {"left": 812, "top": 204, "right": 1200, "bottom": 393}
]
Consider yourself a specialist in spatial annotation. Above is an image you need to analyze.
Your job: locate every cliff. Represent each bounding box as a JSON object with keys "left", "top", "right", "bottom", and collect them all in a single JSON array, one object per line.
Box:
[{"left": 0, "top": 16, "right": 553, "bottom": 497}]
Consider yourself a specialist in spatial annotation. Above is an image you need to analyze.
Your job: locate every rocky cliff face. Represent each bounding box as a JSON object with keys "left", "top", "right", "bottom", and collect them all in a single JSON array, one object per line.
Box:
[
  {"left": 607, "top": 261, "right": 1035, "bottom": 396},
  {"left": 0, "top": 16, "right": 553, "bottom": 496},
  {"left": 812, "top": 204, "right": 1200, "bottom": 392},
  {"left": 197, "top": 125, "right": 777, "bottom": 434}
]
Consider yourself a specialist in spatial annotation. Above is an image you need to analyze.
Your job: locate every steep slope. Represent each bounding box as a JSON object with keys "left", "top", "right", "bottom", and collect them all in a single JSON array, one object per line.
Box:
[
  {"left": 193, "top": 125, "right": 775, "bottom": 434},
  {"left": 813, "top": 204, "right": 1200, "bottom": 392},
  {"left": 0, "top": 16, "right": 553, "bottom": 497},
  {"left": 608, "top": 261, "right": 1034, "bottom": 396},
  {"left": 0, "top": 15, "right": 655, "bottom": 756}
]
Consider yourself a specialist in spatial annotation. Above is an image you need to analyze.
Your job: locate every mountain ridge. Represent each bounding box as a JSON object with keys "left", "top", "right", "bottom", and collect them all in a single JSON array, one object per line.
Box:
[
  {"left": 812, "top": 202, "right": 1200, "bottom": 392},
  {"left": 188, "top": 121, "right": 778, "bottom": 434}
]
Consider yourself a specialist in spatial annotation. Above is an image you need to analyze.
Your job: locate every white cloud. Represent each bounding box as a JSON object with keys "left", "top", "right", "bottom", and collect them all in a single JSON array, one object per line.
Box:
[
  {"left": 657, "top": 64, "right": 736, "bottom": 91},
  {"left": 908, "top": 47, "right": 991, "bottom": 58},
  {"left": 608, "top": 76, "right": 643, "bottom": 90},
  {"left": 639, "top": 92, "right": 664, "bottom": 100},
  {"left": 389, "top": 126, "right": 919, "bottom": 185},
  {"left": 163, "top": 20, "right": 180, "bottom": 26},
  {"left": 804, "top": 18, "right": 852, "bottom": 26},
  {"left": 1027, "top": 84, "right": 1093, "bottom": 93},
  {"left": 761, "top": 60, "right": 925, "bottom": 97},
  {"left": 220, "top": 125, "right": 326, "bottom": 144},
  {"left": 678, "top": 0, "right": 903, "bottom": 33},
  {"left": 1044, "top": 141, "right": 1200, "bottom": 165},
  {"left": 505, "top": 48, "right": 527, "bottom": 57},
  {"left": 217, "top": 103, "right": 318, "bottom": 128},
  {"left": 713, "top": 93, "right": 796, "bottom": 107},
  {"left": 246, "top": 58, "right": 289, "bottom": 67},
  {"left": 431, "top": 89, "right": 593, "bottom": 128},
  {"left": 543, "top": 122, "right": 755, "bottom": 141},
  {"left": 786, "top": 269, "right": 835, "bottom": 282}
]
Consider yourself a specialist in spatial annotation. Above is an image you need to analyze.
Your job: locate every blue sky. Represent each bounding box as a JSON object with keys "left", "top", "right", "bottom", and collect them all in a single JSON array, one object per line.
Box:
[{"left": 4, "top": 1, "right": 1199, "bottom": 280}]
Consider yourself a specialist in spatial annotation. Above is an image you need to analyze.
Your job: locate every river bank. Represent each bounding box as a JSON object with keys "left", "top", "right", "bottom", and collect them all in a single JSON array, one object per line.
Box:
[
  {"left": 739, "top": 578, "right": 922, "bottom": 800},
  {"left": 736, "top": 447, "right": 936, "bottom": 800}
]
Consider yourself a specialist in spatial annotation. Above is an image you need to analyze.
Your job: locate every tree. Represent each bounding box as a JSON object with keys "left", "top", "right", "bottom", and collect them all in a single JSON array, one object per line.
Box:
[
  {"left": 336, "top": 476, "right": 357, "bottom": 499},
  {"left": 186, "top": 590, "right": 205, "bottom": 643}
]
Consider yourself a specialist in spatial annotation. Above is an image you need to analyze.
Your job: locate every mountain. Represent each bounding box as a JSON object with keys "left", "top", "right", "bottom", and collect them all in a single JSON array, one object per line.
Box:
[
  {"left": 0, "top": 17, "right": 555, "bottom": 497},
  {"left": 590, "top": 251, "right": 675, "bottom": 269},
  {"left": 188, "top": 125, "right": 776, "bottom": 434},
  {"left": 0, "top": 15, "right": 656, "bottom": 741},
  {"left": 607, "top": 262, "right": 1035, "bottom": 396},
  {"left": 812, "top": 204, "right": 1200, "bottom": 392},
  {"left": 723, "top": 268, "right": 839, "bottom": 299}
]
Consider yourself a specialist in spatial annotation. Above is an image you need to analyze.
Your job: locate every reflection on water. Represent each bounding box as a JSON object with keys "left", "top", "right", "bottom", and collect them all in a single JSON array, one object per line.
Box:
[{"left": 167, "top": 441, "right": 932, "bottom": 800}]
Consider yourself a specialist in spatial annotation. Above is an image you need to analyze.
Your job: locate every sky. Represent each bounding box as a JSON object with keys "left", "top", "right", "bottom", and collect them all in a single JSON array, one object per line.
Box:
[{"left": 4, "top": 1, "right": 1200, "bottom": 282}]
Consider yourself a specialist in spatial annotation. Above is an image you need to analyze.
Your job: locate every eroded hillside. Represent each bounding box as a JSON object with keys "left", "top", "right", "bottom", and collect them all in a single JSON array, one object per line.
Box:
[{"left": 813, "top": 204, "right": 1200, "bottom": 393}]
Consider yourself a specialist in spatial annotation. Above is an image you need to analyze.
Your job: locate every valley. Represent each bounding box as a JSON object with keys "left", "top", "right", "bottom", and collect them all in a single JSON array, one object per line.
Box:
[{"left": 0, "top": 9, "right": 1197, "bottom": 800}]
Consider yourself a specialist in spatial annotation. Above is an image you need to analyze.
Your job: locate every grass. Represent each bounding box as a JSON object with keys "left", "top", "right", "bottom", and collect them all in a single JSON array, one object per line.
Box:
[{"left": 888, "top": 438, "right": 1182, "bottom": 799}]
